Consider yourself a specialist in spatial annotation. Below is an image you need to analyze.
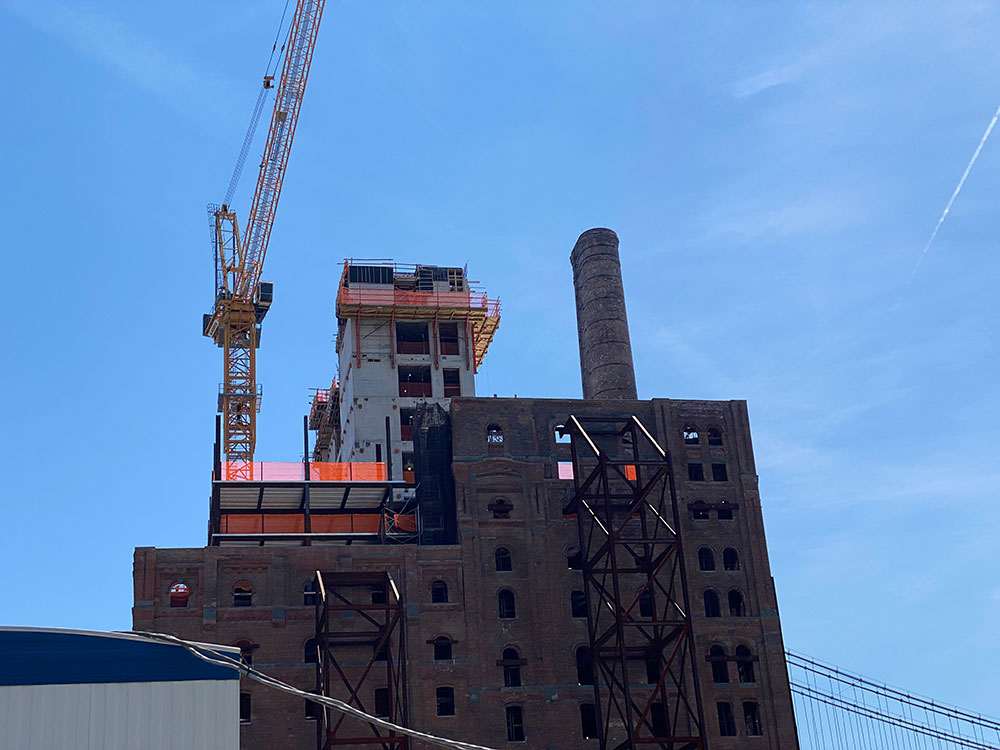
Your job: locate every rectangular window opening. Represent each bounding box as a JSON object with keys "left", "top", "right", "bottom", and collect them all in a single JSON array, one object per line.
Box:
[
  {"left": 439, "top": 322, "right": 460, "bottom": 355},
  {"left": 396, "top": 322, "right": 430, "bottom": 355},
  {"left": 712, "top": 462, "right": 728, "bottom": 482},
  {"left": 506, "top": 706, "right": 526, "bottom": 742},
  {"left": 443, "top": 368, "right": 461, "bottom": 397},
  {"left": 436, "top": 686, "right": 456, "bottom": 717},
  {"left": 240, "top": 693, "right": 251, "bottom": 724},
  {"left": 399, "top": 408, "right": 415, "bottom": 442},
  {"left": 374, "top": 687, "right": 390, "bottom": 718},
  {"left": 687, "top": 462, "right": 705, "bottom": 482},
  {"left": 744, "top": 701, "right": 763, "bottom": 736},
  {"left": 398, "top": 366, "right": 432, "bottom": 398},
  {"left": 580, "top": 704, "right": 599, "bottom": 739},
  {"left": 717, "top": 702, "right": 736, "bottom": 737}
]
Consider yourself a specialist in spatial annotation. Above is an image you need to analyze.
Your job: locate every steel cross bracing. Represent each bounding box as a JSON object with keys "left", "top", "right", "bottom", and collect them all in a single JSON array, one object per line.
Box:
[
  {"left": 563, "top": 415, "right": 706, "bottom": 750},
  {"left": 203, "top": 0, "right": 326, "bottom": 480},
  {"left": 314, "top": 571, "right": 409, "bottom": 750}
]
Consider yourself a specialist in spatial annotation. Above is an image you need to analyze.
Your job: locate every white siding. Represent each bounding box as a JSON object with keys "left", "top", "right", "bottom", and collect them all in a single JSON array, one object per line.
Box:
[{"left": 0, "top": 679, "right": 238, "bottom": 750}]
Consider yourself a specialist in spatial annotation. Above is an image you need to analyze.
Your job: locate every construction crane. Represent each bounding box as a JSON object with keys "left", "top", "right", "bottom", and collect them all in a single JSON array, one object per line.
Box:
[{"left": 202, "top": 0, "right": 326, "bottom": 481}]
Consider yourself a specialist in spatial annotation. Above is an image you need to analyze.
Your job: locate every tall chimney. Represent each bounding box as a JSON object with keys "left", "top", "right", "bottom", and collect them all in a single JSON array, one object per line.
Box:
[{"left": 570, "top": 228, "right": 638, "bottom": 400}]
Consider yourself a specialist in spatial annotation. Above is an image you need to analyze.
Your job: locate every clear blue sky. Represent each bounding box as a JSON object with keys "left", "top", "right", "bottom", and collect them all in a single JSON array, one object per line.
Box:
[{"left": 1, "top": 0, "right": 997, "bottom": 716}]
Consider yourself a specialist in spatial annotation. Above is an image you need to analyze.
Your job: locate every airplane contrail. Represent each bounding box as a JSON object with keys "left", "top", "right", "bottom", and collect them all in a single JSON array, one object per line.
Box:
[{"left": 906, "top": 102, "right": 1000, "bottom": 285}]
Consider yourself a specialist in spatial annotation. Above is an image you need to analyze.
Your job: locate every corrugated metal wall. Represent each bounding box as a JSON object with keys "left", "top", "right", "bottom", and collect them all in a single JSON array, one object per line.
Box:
[{"left": 0, "top": 679, "right": 238, "bottom": 750}]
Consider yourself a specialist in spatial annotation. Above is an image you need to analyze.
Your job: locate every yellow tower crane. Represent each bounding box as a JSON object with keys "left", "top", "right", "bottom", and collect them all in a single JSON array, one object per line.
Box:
[{"left": 202, "top": 0, "right": 326, "bottom": 481}]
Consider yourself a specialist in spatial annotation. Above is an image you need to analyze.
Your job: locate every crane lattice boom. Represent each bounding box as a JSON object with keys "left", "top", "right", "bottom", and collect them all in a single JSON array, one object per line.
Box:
[{"left": 203, "top": 0, "right": 326, "bottom": 481}]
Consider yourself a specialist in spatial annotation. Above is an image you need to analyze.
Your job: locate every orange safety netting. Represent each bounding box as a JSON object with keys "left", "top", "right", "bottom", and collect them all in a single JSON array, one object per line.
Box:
[
  {"left": 222, "top": 462, "right": 387, "bottom": 481},
  {"left": 219, "top": 512, "right": 416, "bottom": 535},
  {"left": 338, "top": 287, "right": 499, "bottom": 316}
]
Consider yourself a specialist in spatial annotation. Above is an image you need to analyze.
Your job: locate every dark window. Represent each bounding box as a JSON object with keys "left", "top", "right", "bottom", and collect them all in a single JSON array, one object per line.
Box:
[
  {"left": 495, "top": 547, "right": 512, "bottom": 572},
  {"left": 439, "top": 322, "right": 460, "bottom": 355},
  {"left": 712, "top": 462, "right": 728, "bottom": 482},
  {"left": 501, "top": 647, "right": 522, "bottom": 687},
  {"left": 554, "top": 424, "right": 571, "bottom": 444},
  {"left": 744, "top": 701, "right": 763, "bottom": 736},
  {"left": 567, "top": 548, "right": 583, "bottom": 570},
  {"left": 436, "top": 687, "right": 455, "bottom": 717},
  {"left": 240, "top": 692, "right": 251, "bottom": 724},
  {"left": 576, "top": 646, "right": 594, "bottom": 685},
  {"left": 505, "top": 706, "right": 525, "bottom": 742},
  {"left": 433, "top": 636, "right": 453, "bottom": 661},
  {"left": 233, "top": 582, "right": 253, "bottom": 607},
  {"left": 489, "top": 497, "right": 513, "bottom": 519},
  {"left": 396, "top": 322, "right": 429, "bottom": 355},
  {"left": 729, "top": 590, "right": 746, "bottom": 617},
  {"left": 401, "top": 452, "right": 415, "bottom": 482},
  {"left": 709, "top": 645, "right": 729, "bottom": 684},
  {"left": 499, "top": 590, "right": 516, "bottom": 619},
  {"left": 169, "top": 582, "right": 189, "bottom": 608},
  {"left": 698, "top": 547, "right": 716, "bottom": 571},
  {"left": 443, "top": 368, "right": 461, "bottom": 397},
  {"left": 707, "top": 426, "right": 723, "bottom": 446},
  {"left": 305, "top": 693, "right": 320, "bottom": 721},
  {"left": 736, "top": 646, "right": 756, "bottom": 684},
  {"left": 724, "top": 548, "right": 740, "bottom": 570},
  {"left": 371, "top": 588, "right": 387, "bottom": 605},
  {"left": 374, "top": 687, "right": 390, "bottom": 717},
  {"left": 645, "top": 656, "right": 660, "bottom": 684},
  {"left": 374, "top": 644, "right": 389, "bottom": 663},
  {"left": 683, "top": 425, "right": 700, "bottom": 445},
  {"left": 304, "top": 638, "right": 318, "bottom": 664},
  {"left": 235, "top": 640, "right": 254, "bottom": 667},
  {"left": 691, "top": 502, "right": 710, "bottom": 520},
  {"left": 717, "top": 702, "right": 736, "bottom": 737},
  {"left": 580, "top": 704, "right": 599, "bottom": 739},
  {"left": 399, "top": 408, "right": 415, "bottom": 442},
  {"left": 487, "top": 424, "right": 504, "bottom": 444},
  {"left": 431, "top": 580, "right": 449, "bottom": 603},
  {"left": 704, "top": 590, "right": 721, "bottom": 618},
  {"left": 398, "top": 365, "right": 432, "bottom": 397},
  {"left": 687, "top": 462, "right": 705, "bottom": 481},
  {"left": 571, "top": 590, "right": 587, "bottom": 618},
  {"left": 303, "top": 581, "right": 317, "bottom": 606},
  {"left": 639, "top": 591, "right": 653, "bottom": 618},
  {"left": 650, "top": 702, "right": 667, "bottom": 737},
  {"left": 717, "top": 503, "right": 734, "bottom": 520}
]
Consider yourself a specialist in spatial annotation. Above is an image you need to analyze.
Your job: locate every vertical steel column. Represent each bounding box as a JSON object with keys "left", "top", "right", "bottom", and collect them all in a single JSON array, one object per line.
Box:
[{"left": 564, "top": 415, "right": 706, "bottom": 750}]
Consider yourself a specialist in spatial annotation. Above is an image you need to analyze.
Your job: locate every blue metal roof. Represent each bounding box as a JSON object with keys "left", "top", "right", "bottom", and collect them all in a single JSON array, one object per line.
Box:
[{"left": 0, "top": 628, "right": 240, "bottom": 686}]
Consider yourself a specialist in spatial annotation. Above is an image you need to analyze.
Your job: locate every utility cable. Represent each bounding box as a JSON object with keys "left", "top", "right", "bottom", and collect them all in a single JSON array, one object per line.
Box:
[{"left": 125, "top": 631, "right": 499, "bottom": 750}]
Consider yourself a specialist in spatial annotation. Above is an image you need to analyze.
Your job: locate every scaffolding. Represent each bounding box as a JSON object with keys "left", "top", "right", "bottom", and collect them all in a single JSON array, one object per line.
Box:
[
  {"left": 335, "top": 260, "right": 500, "bottom": 371},
  {"left": 309, "top": 379, "right": 341, "bottom": 461},
  {"left": 562, "top": 415, "right": 706, "bottom": 750},
  {"left": 314, "top": 571, "right": 409, "bottom": 750}
]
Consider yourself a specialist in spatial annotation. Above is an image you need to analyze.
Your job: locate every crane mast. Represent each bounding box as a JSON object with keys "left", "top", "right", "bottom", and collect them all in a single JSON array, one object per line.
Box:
[{"left": 203, "top": 0, "right": 326, "bottom": 481}]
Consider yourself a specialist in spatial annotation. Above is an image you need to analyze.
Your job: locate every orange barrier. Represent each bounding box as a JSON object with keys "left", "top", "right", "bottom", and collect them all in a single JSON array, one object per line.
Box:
[
  {"left": 222, "top": 462, "right": 387, "bottom": 482},
  {"left": 338, "top": 288, "right": 500, "bottom": 316}
]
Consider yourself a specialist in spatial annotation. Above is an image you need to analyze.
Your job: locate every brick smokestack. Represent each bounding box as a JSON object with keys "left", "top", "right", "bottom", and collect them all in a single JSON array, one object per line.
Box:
[{"left": 570, "top": 228, "right": 638, "bottom": 400}]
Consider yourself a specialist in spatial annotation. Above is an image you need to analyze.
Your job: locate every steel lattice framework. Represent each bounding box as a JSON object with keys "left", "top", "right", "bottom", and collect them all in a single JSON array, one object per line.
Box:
[
  {"left": 563, "top": 415, "right": 706, "bottom": 750},
  {"left": 314, "top": 571, "right": 409, "bottom": 750},
  {"left": 203, "top": 0, "right": 326, "bottom": 481}
]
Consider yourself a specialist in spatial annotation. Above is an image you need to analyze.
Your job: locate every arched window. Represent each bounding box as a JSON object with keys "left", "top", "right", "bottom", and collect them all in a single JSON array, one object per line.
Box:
[
  {"left": 723, "top": 548, "right": 740, "bottom": 571},
  {"left": 580, "top": 703, "right": 598, "bottom": 739},
  {"left": 683, "top": 425, "right": 700, "bottom": 445},
  {"left": 235, "top": 640, "right": 254, "bottom": 667},
  {"left": 691, "top": 501, "right": 710, "bottom": 520},
  {"left": 436, "top": 687, "right": 455, "bottom": 717},
  {"left": 728, "top": 590, "right": 746, "bottom": 617},
  {"left": 488, "top": 497, "right": 513, "bottom": 519},
  {"left": 487, "top": 424, "right": 504, "bottom": 444},
  {"left": 500, "top": 647, "right": 523, "bottom": 687},
  {"left": 498, "top": 589, "right": 516, "bottom": 619},
  {"left": 698, "top": 547, "right": 716, "bottom": 571},
  {"left": 576, "top": 646, "right": 594, "bottom": 685},
  {"left": 638, "top": 591, "right": 653, "bottom": 618},
  {"left": 432, "top": 636, "right": 453, "bottom": 661},
  {"left": 505, "top": 705, "right": 525, "bottom": 742},
  {"left": 303, "top": 638, "right": 319, "bottom": 664},
  {"left": 303, "top": 580, "right": 317, "bottom": 606},
  {"left": 567, "top": 548, "right": 583, "bottom": 570},
  {"left": 495, "top": 547, "right": 512, "bottom": 571},
  {"left": 431, "top": 580, "right": 449, "bottom": 603},
  {"left": 709, "top": 645, "right": 728, "bottom": 684},
  {"left": 571, "top": 590, "right": 587, "bottom": 618},
  {"left": 233, "top": 581, "right": 253, "bottom": 608},
  {"left": 374, "top": 687, "right": 390, "bottom": 717},
  {"left": 704, "top": 590, "right": 721, "bottom": 618},
  {"left": 554, "top": 424, "right": 571, "bottom": 444},
  {"left": 169, "top": 582, "right": 190, "bottom": 608},
  {"left": 707, "top": 426, "right": 723, "bottom": 446},
  {"left": 736, "top": 645, "right": 756, "bottom": 683}
]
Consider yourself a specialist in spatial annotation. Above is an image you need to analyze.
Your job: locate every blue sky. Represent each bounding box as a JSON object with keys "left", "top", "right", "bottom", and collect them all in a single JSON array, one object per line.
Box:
[{"left": 1, "top": 0, "right": 997, "bottom": 717}]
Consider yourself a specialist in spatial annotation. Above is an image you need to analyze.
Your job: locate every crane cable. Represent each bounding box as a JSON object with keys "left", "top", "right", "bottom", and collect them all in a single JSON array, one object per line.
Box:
[
  {"left": 223, "top": 0, "right": 295, "bottom": 208},
  {"left": 129, "top": 631, "right": 500, "bottom": 750}
]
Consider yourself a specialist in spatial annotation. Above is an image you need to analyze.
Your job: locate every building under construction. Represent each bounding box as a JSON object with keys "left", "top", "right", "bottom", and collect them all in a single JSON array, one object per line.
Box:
[{"left": 133, "top": 228, "right": 799, "bottom": 749}]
